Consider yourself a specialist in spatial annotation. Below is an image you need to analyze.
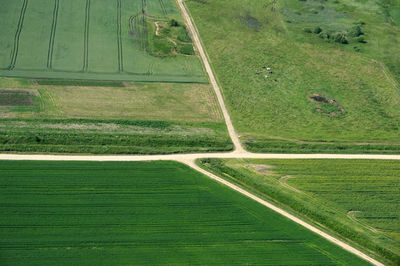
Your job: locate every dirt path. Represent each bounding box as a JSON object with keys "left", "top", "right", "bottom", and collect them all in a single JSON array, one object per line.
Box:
[
  {"left": 176, "top": 0, "right": 245, "bottom": 153},
  {"left": 279, "top": 175, "right": 302, "bottom": 193},
  {"left": 347, "top": 211, "right": 379, "bottom": 233}
]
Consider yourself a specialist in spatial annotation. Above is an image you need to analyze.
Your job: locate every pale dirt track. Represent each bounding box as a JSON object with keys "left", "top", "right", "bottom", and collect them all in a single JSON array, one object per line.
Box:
[
  {"left": 176, "top": 0, "right": 245, "bottom": 153},
  {"left": 0, "top": 1, "right": 394, "bottom": 265}
]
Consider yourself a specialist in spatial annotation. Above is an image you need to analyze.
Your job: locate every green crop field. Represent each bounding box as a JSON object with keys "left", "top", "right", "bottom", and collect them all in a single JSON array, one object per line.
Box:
[
  {"left": 199, "top": 158, "right": 400, "bottom": 264},
  {"left": 187, "top": 0, "right": 400, "bottom": 153},
  {"left": 0, "top": 160, "right": 367, "bottom": 265},
  {"left": 0, "top": 0, "right": 206, "bottom": 82}
]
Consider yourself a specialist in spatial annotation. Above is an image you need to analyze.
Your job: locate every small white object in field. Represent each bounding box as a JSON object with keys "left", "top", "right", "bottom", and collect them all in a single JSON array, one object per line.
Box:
[
  {"left": 267, "top": 67, "right": 271, "bottom": 71},
  {"left": 265, "top": 75, "right": 268, "bottom": 78}
]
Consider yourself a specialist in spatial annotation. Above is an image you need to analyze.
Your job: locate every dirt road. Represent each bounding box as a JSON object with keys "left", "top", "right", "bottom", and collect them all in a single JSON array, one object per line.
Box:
[{"left": 176, "top": 0, "right": 245, "bottom": 153}]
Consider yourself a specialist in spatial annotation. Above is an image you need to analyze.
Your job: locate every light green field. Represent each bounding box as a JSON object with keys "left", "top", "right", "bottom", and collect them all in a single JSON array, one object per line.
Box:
[
  {"left": 0, "top": 0, "right": 205, "bottom": 82},
  {"left": 187, "top": 0, "right": 400, "bottom": 153},
  {"left": 0, "top": 160, "right": 367, "bottom": 265},
  {"left": 0, "top": 77, "right": 231, "bottom": 154},
  {"left": 199, "top": 158, "right": 400, "bottom": 264}
]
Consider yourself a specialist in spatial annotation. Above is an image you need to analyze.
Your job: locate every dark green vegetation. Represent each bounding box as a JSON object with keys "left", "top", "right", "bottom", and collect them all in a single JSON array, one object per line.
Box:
[
  {"left": 0, "top": 77, "right": 231, "bottom": 154},
  {"left": 0, "top": 0, "right": 205, "bottom": 82},
  {"left": 199, "top": 158, "right": 400, "bottom": 264},
  {"left": 35, "top": 79, "right": 125, "bottom": 87},
  {"left": 0, "top": 160, "right": 367, "bottom": 265},
  {"left": 0, "top": 90, "right": 34, "bottom": 107},
  {"left": 147, "top": 19, "right": 195, "bottom": 57},
  {"left": 187, "top": 0, "right": 400, "bottom": 153},
  {"left": 0, "top": 119, "right": 231, "bottom": 154}
]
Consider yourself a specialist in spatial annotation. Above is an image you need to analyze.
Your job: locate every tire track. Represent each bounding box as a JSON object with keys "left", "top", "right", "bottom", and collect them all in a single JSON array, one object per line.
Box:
[
  {"left": 159, "top": 0, "right": 167, "bottom": 16},
  {"left": 47, "top": 0, "right": 60, "bottom": 70},
  {"left": 117, "top": 0, "right": 123, "bottom": 73},
  {"left": 83, "top": 0, "right": 91, "bottom": 72},
  {"left": 9, "top": 0, "right": 28, "bottom": 70}
]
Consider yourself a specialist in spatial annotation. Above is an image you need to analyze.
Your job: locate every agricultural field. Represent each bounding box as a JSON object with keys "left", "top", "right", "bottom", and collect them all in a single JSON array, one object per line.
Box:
[
  {"left": 0, "top": 160, "right": 367, "bottom": 265},
  {"left": 0, "top": 77, "right": 231, "bottom": 154},
  {"left": 199, "top": 158, "right": 400, "bottom": 264},
  {"left": 187, "top": 0, "right": 400, "bottom": 153},
  {"left": 0, "top": 0, "right": 206, "bottom": 82}
]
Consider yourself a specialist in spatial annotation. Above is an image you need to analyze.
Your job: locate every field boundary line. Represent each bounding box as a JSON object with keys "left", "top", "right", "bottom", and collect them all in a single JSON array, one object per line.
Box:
[
  {"left": 176, "top": 0, "right": 245, "bottom": 153},
  {"left": 117, "top": 0, "right": 123, "bottom": 73},
  {"left": 83, "top": 0, "right": 91, "bottom": 72},
  {"left": 9, "top": 0, "right": 28, "bottom": 70},
  {"left": 47, "top": 0, "right": 60, "bottom": 70},
  {"left": 181, "top": 158, "right": 385, "bottom": 266}
]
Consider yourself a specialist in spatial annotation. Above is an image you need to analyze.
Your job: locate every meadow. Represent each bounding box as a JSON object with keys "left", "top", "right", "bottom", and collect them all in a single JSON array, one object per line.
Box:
[
  {"left": 0, "top": 0, "right": 205, "bottom": 82},
  {"left": 0, "top": 77, "right": 231, "bottom": 154},
  {"left": 0, "top": 160, "right": 367, "bottom": 265},
  {"left": 187, "top": 0, "right": 400, "bottom": 153},
  {"left": 199, "top": 158, "right": 400, "bottom": 264}
]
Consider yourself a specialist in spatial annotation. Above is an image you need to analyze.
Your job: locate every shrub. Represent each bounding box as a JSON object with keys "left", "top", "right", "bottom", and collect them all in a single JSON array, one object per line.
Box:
[
  {"left": 333, "top": 32, "right": 348, "bottom": 44},
  {"left": 356, "top": 36, "right": 367, "bottom": 43},
  {"left": 313, "top": 26, "right": 323, "bottom": 34},
  {"left": 349, "top": 25, "right": 363, "bottom": 37},
  {"left": 303, "top": 27, "right": 312, "bottom": 33},
  {"left": 169, "top": 19, "right": 179, "bottom": 27},
  {"left": 319, "top": 32, "right": 330, "bottom": 40}
]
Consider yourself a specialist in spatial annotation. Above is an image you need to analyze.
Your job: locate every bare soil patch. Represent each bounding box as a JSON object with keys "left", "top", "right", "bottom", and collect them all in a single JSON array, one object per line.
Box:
[
  {"left": 0, "top": 89, "right": 35, "bottom": 107},
  {"left": 310, "top": 93, "right": 345, "bottom": 116}
]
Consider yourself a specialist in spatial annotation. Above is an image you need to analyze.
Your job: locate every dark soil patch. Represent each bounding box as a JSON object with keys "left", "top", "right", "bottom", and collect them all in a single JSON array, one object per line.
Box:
[
  {"left": 241, "top": 14, "right": 261, "bottom": 29},
  {"left": 310, "top": 93, "right": 345, "bottom": 116},
  {"left": 0, "top": 91, "right": 34, "bottom": 107}
]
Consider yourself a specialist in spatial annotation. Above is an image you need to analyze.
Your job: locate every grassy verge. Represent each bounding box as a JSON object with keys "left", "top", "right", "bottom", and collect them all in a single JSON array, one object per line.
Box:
[
  {"left": 198, "top": 158, "right": 400, "bottom": 264},
  {"left": 0, "top": 160, "right": 367, "bottom": 265},
  {"left": 187, "top": 0, "right": 400, "bottom": 153}
]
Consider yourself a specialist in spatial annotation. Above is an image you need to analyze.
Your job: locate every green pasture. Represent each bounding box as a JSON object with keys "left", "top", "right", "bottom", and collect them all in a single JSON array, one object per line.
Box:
[
  {"left": 0, "top": 160, "right": 367, "bottom": 265},
  {"left": 0, "top": 77, "right": 231, "bottom": 154},
  {"left": 199, "top": 158, "right": 400, "bottom": 264},
  {"left": 187, "top": 0, "right": 400, "bottom": 153},
  {"left": 0, "top": 0, "right": 205, "bottom": 82}
]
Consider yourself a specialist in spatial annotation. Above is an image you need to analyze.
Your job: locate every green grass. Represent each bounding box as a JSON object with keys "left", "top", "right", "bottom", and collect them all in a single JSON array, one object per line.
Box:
[
  {"left": 0, "top": 160, "right": 368, "bottom": 265},
  {"left": 199, "top": 158, "right": 400, "bottom": 264},
  {"left": 187, "top": 0, "right": 400, "bottom": 153},
  {"left": 0, "top": 119, "right": 232, "bottom": 154},
  {"left": 0, "top": 0, "right": 206, "bottom": 82},
  {"left": 0, "top": 77, "right": 231, "bottom": 154}
]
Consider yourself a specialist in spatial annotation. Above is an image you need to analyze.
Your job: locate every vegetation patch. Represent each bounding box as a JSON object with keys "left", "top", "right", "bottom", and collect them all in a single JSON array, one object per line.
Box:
[
  {"left": 200, "top": 158, "right": 400, "bottom": 264},
  {"left": 240, "top": 13, "right": 261, "bottom": 30},
  {"left": 35, "top": 79, "right": 125, "bottom": 87},
  {"left": 310, "top": 93, "right": 345, "bottom": 116},
  {"left": 0, "top": 160, "right": 367, "bottom": 265},
  {"left": 0, "top": 90, "right": 34, "bottom": 107},
  {"left": 147, "top": 19, "right": 195, "bottom": 57}
]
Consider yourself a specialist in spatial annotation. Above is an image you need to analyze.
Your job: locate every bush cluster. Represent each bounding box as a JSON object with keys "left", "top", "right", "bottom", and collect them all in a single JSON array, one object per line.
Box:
[{"left": 303, "top": 25, "right": 366, "bottom": 45}]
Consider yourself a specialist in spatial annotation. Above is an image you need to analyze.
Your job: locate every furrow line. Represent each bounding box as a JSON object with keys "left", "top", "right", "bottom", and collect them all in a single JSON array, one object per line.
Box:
[
  {"left": 117, "top": 0, "right": 123, "bottom": 72},
  {"left": 9, "top": 0, "right": 28, "bottom": 70},
  {"left": 83, "top": 0, "right": 91, "bottom": 72},
  {"left": 47, "top": 0, "right": 60, "bottom": 70}
]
